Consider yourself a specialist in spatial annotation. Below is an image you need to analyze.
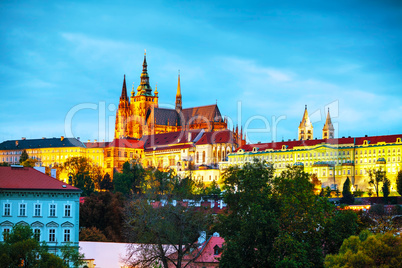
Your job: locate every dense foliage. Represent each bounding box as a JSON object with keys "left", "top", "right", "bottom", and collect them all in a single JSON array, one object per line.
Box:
[
  {"left": 217, "top": 160, "right": 359, "bottom": 268},
  {"left": 80, "top": 191, "right": 126, "bottom": 242},
  {"left": 324, "top": 231, "right": 402, "bottom": 267}
]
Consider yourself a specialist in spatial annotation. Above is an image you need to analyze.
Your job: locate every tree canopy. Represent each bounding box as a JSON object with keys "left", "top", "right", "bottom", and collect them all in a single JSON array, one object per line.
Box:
[
  {"left": 217, "top": 160, "right": 359, "bottom": 268},
  {"left": 324, "top": 231, "right": 402, "bottom": 267},
  {"left": 124, "top": 199, "right": 213, "bottom": 268}
]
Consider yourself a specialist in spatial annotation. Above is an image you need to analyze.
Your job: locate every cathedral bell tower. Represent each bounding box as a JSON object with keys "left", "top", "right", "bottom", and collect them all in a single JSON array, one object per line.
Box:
[
  {"left": 130, "top": 52, "right": 159, "bottom": 139},
  {"left": 298, "top": 105, "right": 314, "bottom": 140}
]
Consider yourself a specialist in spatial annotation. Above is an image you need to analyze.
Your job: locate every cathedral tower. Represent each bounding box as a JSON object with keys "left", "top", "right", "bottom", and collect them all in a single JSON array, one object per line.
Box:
[
  {"left": 175, "top": 71, "right": 182, "bottom": 111},
  {"left": 322, "top": 108, "right": 334, "bottom": 139},
  {"left": 298, "top": 105, "right": 313, "bottom": 140},
  {"left": 130, "top": 52, "right": 159, "bottom": 139},
  {"left": 114, "top": 75, "right": 132, "bottom": 139}
]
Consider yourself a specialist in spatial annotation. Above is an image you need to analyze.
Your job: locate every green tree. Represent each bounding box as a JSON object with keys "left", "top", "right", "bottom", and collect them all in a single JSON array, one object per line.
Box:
[
  {"left": 21, "top": 158, "right": 38, "bottom": 167},
  {"left": 60, "top": 243, "right": 85, "bottom": 268},
  {"left": 0, "top": 224, "right": 67, "bottom": 267},
  {"left": 19, "top": 149, "right": 29, "bottom": 163},
  {"left": 217, "top": 161, "right": 359, "bottom": 268},
  {"left": 79, "top": 227, "right": 109, "bottom": 242},
  {"left": 99, "top": 173, "right": 114, "bottom": 191},
  {"left": 368, "top": 169, "right": 386, "bottom": 197},
  {"left": 74, "top": 173, "right": 95, "bottom": 196},
  {"left": 340, "top": 177, "right": 354, "bottom": 205},
  {"left": 218, "top": 159, "right": 277, "bottom": 268},
  {"left": 80, "top": 191, "right": 125, "bottom": 242},
  {"left": 397, "top": 170, "right": 402, "bottom": 196},
  {"left": 114, "top": 160, "right": 145, "bottom": 197},
  {"left": 324, "top": 231, "right": 402, "bottom": 267},
  {"left": 382, "top": 176, "right": 391, "bottom": 202},
  {"left": 0, "top": 162, "right": 9, "bottom": 166},
  {"left": 323, "top": 209, "right": 359, "bottom": 255},
  {"left": 204, "top": 179, "right": 221, "bottom": 196},
  {"left": 124, "top": 199, "right": 212, "bottom": 268}
]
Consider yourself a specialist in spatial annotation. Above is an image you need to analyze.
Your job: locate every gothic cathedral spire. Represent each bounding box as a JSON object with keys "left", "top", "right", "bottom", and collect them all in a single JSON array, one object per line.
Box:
[
  {"left": 115, "top": 75, "right": 132, "bottom": 139},
  {"left": 175, "top": 70, "right": 182, "bottom": 111},
  {"left": 298, "top": 105, "right": 313, "bottom": 140},
  {"left": 322, "top": 108, "right": 335, "bottom": 139},
  {"left": 136, "top": 52, "right": 153, "bottom": 96}
]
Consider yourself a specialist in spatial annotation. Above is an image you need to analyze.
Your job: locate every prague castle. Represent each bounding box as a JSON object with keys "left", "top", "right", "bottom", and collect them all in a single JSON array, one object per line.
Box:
[{"left": 0, "top": 55, "right": 401, "bottom": 191}]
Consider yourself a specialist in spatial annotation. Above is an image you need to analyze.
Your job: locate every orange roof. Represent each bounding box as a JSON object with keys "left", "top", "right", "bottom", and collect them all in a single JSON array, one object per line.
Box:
[{"left": 0, "top": 166, "right": 81, "bottom": 192}]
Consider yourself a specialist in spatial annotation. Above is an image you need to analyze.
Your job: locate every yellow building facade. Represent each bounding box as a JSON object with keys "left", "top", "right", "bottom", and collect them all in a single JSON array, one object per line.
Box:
[{"left": 224, "top": 108, "right": 402, "bottom": 191}]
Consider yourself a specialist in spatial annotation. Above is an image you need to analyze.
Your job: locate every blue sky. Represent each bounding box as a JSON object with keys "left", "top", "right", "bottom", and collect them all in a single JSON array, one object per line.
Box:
[{"left": 1, "top": 0, "right": 401, "bottom": 143}]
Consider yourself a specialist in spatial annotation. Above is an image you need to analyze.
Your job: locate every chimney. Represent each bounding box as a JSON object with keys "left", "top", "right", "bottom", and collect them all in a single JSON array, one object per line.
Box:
[
  {"left": 188, "top": 132, "right": 192, "bottom": 142},
  {"left": 21, "top": 137, "right": 26, "bottom": 140},
  {"left": 15, "top": 141, "right": 19, "bottom": 146},
  {"left": 61, "top": 136, "right": 64, "bottom": 141}
]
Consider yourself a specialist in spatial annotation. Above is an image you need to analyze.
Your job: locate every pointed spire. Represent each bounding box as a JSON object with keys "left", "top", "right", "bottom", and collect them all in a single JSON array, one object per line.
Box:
[
  {"left": 120, "top": 74, "right": 128, "bottom": 101},
  {"left": 176, "top": 70, "right": 181, "bottom": 96},
  {"left": 137, "top": 51, "right": 152, "bottom": 96},
  {"left": 323, "top": 108, "right": 333, "bottom": 129},
  {"left": 142, "top": 50, "right": 148, "bottom": 72},
  {"left": 299, "top": 105, "right": 312, "bottom": 128},
  {"left": 175, "top": 70, "right": 182, "bottom": 111}
]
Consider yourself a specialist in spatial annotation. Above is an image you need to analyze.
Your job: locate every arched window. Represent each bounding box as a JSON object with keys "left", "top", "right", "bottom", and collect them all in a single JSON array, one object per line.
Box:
[{"left": 202, "top": 151, "right": 206, "bottom": 163}]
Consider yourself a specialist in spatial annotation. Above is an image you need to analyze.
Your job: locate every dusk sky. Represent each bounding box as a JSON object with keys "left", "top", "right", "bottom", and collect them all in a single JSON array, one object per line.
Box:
[{"left": 1, "top": 0, "right": 401, "bottom": 143}]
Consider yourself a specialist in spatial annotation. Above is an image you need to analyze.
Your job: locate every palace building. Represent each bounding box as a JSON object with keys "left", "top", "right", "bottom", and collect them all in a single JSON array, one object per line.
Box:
[{"left": 224, "top": 106, "right": 402, "bottom": 191}]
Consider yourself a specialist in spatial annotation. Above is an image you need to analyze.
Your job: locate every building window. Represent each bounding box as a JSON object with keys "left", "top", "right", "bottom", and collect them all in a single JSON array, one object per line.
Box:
[
  {"left": 3, "top": 203, "right": 11, "bottom": 216},
  {"left": 19, "top": 203, "right": 26, "bottom": 216},
  {"left": 34, "top": 204, "right": 41, "bottom": 217},
  {"left": 202, "top": 152, "right": 206, "bottom": 163},
  {"left": 34, "top": 229, "right": 41, "bottom": 242},
  {"left": 49, "top": 204, "right": 56, "bottom": 217},
  {"left": 64, "top": 204, "right": 71, "bottom": 217},
  {"left": 64, "top": 229, "right": 71, "bottom": 242},
  {"left": 3, "top": 228, "right": 10, "bottom": 240},
  {"left": 49, "top": 229, "right": 56, "bottom": 242}
]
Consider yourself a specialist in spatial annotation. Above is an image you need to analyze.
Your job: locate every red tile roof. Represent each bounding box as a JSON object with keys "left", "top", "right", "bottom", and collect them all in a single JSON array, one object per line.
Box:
[
  {"left": 236, "top": 134, "right": 402, "bottom": 152},
  {"left": 0, "top": 166, "right": 81, "bottom": 192},
  {"left": 142, "top": 130, "right": 202, "bottom": 149},
  {"left": 106, "top": 138, "right": 144, "bottom": 148},
  {"left": 85, "top": 142, "right": 110, "bottom": 148},
  {"left": 196, "top": 130, "right": 235, "bottom": 145}
]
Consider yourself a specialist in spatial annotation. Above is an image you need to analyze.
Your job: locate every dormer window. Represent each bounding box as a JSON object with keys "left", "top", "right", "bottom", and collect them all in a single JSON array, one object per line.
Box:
[{"left": 213, "top": 245, "right": 220, "bottom": 255}]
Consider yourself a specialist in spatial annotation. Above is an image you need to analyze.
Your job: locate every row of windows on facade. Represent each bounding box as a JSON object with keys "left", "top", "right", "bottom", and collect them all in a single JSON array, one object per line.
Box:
[
  {"left": 106, "top": 150, "right": 140, "bottom": 158},
  {"left": 3, "top": 203, "right": 72, "bottom": 218},
  {"left": 3, "top": 227, "right": 71, "bottom": 243},
  {"left": 230, "top": 148, "right": 401, "bottom": 161}
]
